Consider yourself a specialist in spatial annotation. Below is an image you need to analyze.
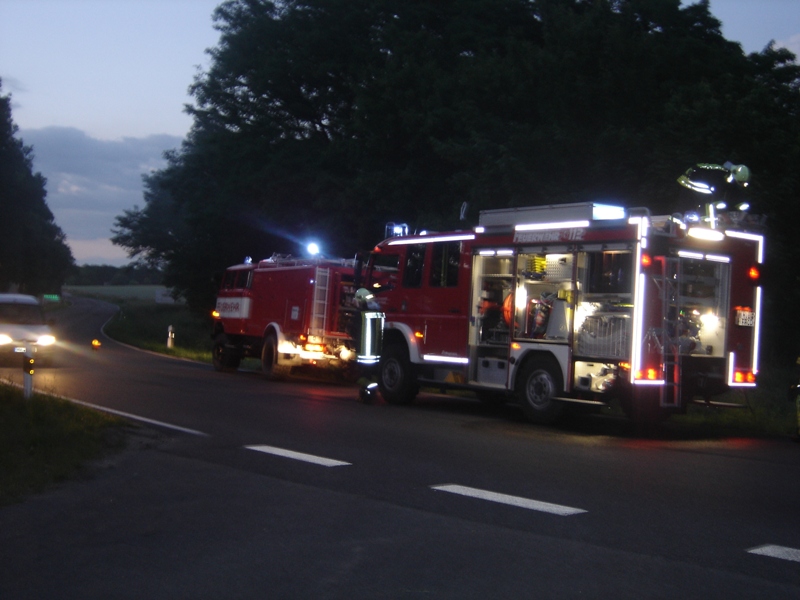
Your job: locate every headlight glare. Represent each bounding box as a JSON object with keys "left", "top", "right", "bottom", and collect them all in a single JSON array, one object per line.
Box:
[{"left": 37, "top": 335, "right": 56, "bottom": 346}]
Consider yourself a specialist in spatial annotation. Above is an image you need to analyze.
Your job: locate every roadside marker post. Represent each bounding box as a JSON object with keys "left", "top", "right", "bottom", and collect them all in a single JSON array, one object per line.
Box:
[{"left": 22, "top": 347, "right": 34, "bottom": 399}]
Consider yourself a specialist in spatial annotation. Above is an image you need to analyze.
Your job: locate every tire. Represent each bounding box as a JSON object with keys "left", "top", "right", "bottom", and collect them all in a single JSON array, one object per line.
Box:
[
  {"left": 378, "top": 344, "right": 417, "bottom": 405},
  {"left": 212, "top": 334, "right": 241, "bottom": 372},
  {"left": 261, "top": 333, "right": 287, "bottom": 380},
  {"left": 516, "top": 357, "right": 564, "bottom": 424}
]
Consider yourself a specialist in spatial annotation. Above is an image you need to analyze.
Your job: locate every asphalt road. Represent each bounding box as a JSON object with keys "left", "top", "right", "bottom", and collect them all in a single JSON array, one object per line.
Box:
[{"left": 1, "top": 295, "right": 799, "bottom": 599}]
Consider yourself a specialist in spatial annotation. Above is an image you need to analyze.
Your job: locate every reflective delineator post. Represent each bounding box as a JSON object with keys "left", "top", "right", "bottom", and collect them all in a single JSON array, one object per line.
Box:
[
  {"left": 22, "top": 348, "right": 34, "bottom": 399},
  {"left": 167, "top": 325, "right": 174, "bottom": 349}
]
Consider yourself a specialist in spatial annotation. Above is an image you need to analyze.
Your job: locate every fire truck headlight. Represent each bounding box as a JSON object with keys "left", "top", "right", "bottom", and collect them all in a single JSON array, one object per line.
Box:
[{"left": 0, "top": 334, "right": 12, "bottom": 345}]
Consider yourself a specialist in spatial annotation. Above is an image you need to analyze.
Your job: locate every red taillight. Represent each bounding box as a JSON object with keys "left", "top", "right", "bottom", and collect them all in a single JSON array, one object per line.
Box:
[
  {"left": 641, "top": 253, "right": 652, "bottom": 268},
  {"left": 748, "top": 266, "right": 760, "bottom": 281},
  {"left": 734, "top": 370, "right": 757, "bottom": 384},
  {"left": 635, "top": 367, "right": 659, "bottom": 381}
]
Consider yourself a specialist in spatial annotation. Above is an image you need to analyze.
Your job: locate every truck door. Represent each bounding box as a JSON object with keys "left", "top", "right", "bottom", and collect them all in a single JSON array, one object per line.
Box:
[
  {"left": 419, "top": 241, "right": 469, "bottom": 359},
  {"left": 368, "top": 241, "right": 469, "bottom": 361}
]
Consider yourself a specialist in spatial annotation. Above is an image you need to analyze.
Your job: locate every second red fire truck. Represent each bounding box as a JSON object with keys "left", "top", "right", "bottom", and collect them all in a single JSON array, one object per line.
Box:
[
  {"left": 364, "top": 201, "right": 763, "bottom": 422},
  {"left": 212, "top": 255, "right": 383, "bottom": 379}
]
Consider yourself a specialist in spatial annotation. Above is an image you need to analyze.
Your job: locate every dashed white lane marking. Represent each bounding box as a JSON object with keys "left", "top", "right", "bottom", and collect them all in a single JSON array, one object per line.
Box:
[
  {"left": 431, "top": 484, "right": 587, "bottom": 516},
  {"left": 747, "top": 544, "right": 800, "bottom": 563},
  {"left": 245, "top": 444, "right": 351, "bottom": 467}
]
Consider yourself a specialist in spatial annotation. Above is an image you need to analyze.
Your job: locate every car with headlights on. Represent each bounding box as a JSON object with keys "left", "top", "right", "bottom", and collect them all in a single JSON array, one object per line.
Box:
[{"left": 0, "top": 294, "right": 56, "bottom": 365}]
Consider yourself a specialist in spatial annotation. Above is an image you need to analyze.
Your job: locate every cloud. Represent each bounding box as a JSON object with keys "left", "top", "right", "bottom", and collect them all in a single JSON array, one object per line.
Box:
[
  {"left": 778, "top": 33, "right": 800, "bottom": 58},
  {"left": 67, "top": 238, "right": 132, "bottom": 267},
  {"left": 19, "top": 126, "right": 182, "bottom": 265}
]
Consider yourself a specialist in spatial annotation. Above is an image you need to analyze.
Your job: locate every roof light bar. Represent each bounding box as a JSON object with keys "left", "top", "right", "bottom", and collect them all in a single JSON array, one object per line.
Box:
[{"left": 687, "top": 227, "right": 725, "bottom": 241}]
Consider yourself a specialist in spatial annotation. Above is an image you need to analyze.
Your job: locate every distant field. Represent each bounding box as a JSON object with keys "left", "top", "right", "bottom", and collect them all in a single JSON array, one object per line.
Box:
[
  {"left": 64, "top": 285, "right": 179, "bottom": 303},
  {"left": 65, "top": 285, "right": 210, "bottom": 361}
]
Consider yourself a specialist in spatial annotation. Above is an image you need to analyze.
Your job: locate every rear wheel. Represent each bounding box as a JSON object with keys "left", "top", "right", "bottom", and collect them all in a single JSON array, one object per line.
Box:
[
  {"left": 261, "top": 333, "right": 288, "bottom": 380},
  {"left": 516, "top": 357, "right": 564, "bottom": 423},
  {"left": 212, "top": 334, "right": 241, "bottom": 372},
  {"left": 378, "top": 344, "right": 417, "bottom": 405}
]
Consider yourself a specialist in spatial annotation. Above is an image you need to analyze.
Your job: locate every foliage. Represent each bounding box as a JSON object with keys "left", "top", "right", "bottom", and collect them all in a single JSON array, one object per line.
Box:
[
  {"left": 112, "top": 0, "right": 800, "bottom": 361},
  {"left": 0, "top": 80, "right": 74, "bottom": 294},
  {"left": 0, "top": 384, "right": 126, "bottom": 505}
]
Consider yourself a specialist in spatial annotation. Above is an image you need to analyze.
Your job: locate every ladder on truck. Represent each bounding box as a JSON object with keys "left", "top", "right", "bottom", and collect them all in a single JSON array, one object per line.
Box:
[
  {"left": 658, "top": 257, "right": 682, "bottom": 408},
  {"left": 310, "top": 267, "right": 330, "bottom": 335}
]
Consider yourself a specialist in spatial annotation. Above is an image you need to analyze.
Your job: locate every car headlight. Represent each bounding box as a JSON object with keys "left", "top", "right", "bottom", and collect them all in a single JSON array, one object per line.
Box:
[
  {"left": 37, "top": 335, "right": 56, "bottom": 346},
  {"left": 0, "top": 334, "right": 12, "bottom": 345}
]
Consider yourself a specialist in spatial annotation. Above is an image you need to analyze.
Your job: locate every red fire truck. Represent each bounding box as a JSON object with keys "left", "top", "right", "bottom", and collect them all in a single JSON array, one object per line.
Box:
[
  {"left": 212, "top": 255, "right": 383, "bottom": 379},
  {"left": 365, "top": 201, "right": 763, "bottom": 423}
]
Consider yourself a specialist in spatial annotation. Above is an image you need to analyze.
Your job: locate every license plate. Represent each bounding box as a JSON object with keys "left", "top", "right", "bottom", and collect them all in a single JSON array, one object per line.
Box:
[
  {"left": 735, "top": 310, "right": 755, "bottom": 327},
  {"left": 13, "top": 347, "right": 26, "bottom": 353}
]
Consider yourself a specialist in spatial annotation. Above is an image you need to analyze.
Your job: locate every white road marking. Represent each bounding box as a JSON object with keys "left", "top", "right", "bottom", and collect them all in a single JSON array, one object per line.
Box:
[
  {"left": 747, "top": 544, "right": 800, "bottom": 563},
  {"left": 245, "top": 444, "right": 351, "bottom": 467},
  {"left": 431, "top": 484, "right": 587, "bottom": 516},
  {"left": 60, "top": 396, "right": 209, "bottom": 436}
]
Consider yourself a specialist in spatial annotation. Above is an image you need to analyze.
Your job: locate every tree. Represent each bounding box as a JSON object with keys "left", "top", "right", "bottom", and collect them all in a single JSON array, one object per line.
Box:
[
  {"left": 113, "top": 0, "right": 800, "bottom": 360},
  {"left": 0, "top": 80, "right": 74, "bottom": 294}
]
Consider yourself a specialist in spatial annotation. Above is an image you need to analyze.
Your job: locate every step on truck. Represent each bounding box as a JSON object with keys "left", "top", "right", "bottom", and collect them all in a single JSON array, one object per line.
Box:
[
  {"left": 212, "top": 255, "right": 383, "bottom": 379},
  {"left": 364, "top": 201, "right": 764, "bottom": 423}
]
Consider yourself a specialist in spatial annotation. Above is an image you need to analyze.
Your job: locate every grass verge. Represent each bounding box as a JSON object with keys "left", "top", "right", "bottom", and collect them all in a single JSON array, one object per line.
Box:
[
  {"left": 0, "top": 383, "right": 127, "bottom": 505},
  {"left": 667, "top": 371, "right": 798, "bottom": 439},
  {"left": 103, "top": 300, "right": 214, "bottom": 363}
]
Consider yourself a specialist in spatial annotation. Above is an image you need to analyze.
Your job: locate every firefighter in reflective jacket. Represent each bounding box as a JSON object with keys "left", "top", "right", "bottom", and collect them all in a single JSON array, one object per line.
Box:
[{"left": 351, "top": 288, "right": 380, "bottom": 402}]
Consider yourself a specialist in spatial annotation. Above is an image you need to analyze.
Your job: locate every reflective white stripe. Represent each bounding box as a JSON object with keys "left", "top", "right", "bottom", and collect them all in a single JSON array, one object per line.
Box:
[
  {"left": 422, "top": 355, "right": 469, "bottom": 364},
  {"left": 725, "top": 230, "right": 765, "bottom": 263},
  {"left": 431, "top": 484, "right": 586, "bottom": 516},
  {"left": 514, "top": 220, "right": 590, "bottom": 231},
  {"left": 245, "top": 445, "right": 350, "bottom": 467},
  {"left": 753, "top": 286, "right": 762, "bottom": 374},
  {"left": 747, "top": 544, "right": 800, "bottom": 563},
  {"left": 387, "top": 233, "right": 475, "bottom": 245}
]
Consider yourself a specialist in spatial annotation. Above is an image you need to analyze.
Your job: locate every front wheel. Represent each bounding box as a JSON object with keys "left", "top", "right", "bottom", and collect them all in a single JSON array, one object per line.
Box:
[
  {"left": 378, "top": 344, "right": 417, "bottom": 405},
  {"left": 212, "top": 333, "right": 241, "bottom": 372},
  {"left": 516, "top": 358, "right": 564, "bottom": 424}
]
